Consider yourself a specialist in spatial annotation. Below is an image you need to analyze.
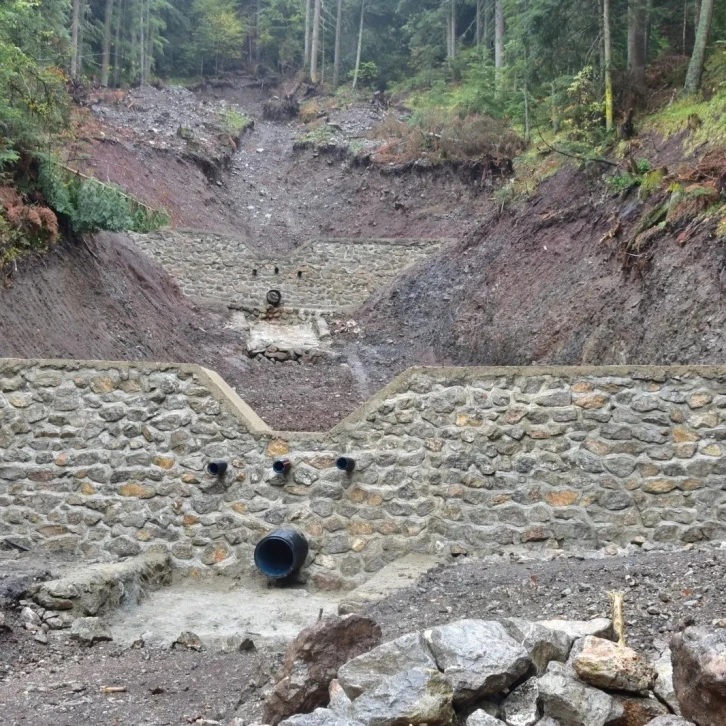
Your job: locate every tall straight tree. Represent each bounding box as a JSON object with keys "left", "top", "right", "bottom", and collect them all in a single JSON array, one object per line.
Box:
[
  {"left": 352, "top": 0, "right": 365, "bottom": 89},
  {"left": 100, "top": 0, "right": 114, "bottom": 86},
  {"left": 476, "top": 0, "right": 483, "bottom": 46},
  {"left": 685, "top": 0, "right": 715, "bottom": 93},
  {"left": 304, "top": 0, "right": 312, "bottom": 68},
  {"left": 604, "top": 0, "right": 614, "bottom": 131},
  {"left": 333, "top": 0, "right": 344, "bottom": 87},
  {"left": 494, "top": 0, "right": 504, "bottom": 69},
  {"left": 628, "top": 0, "right": 647, "bottom": 87},
  {"left": 310, "top": 0, "right": 322, "bottom": 82},
  {"left": 70, "top": 0, "right": 81, "bottom": 77}
]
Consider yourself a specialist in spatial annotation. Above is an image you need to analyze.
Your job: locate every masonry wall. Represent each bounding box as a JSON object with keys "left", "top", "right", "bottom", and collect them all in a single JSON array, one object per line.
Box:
[
  {"left": 2, "top": 360, "right": 726, "bottom": 590},
  {"left": 130, "top": 231, "right": 445, "bottom": 312}
]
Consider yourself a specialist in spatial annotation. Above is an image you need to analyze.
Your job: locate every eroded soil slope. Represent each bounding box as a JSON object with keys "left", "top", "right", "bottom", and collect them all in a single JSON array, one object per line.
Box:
[{"left": 357, "top": 162, "right": 726, "bottom": 369}]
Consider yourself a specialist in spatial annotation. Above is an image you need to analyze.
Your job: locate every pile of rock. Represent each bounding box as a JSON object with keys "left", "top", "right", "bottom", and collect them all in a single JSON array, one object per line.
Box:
[{"left": 264, "top": 615, "right": 726, "bottom": 726}]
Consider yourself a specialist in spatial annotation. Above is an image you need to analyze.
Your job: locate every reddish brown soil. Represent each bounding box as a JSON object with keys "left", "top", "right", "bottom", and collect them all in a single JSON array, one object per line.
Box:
[{"left": 356, "top": 162, "right": 726, "bottom": 369}]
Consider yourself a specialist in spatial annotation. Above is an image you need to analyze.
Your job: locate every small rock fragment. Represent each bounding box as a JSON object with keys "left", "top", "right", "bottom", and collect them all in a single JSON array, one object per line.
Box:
[
  {"left": 172, "top": 631, "right": 204, "bottom": 651},
  {"left": 501, "top": 679, "right": 540, "bottom": 726}
]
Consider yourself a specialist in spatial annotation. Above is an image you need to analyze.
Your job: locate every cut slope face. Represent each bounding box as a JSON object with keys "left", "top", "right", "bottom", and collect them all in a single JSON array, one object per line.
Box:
[{"left": 357, "top": 166, "right": 726, "bottom": 368}]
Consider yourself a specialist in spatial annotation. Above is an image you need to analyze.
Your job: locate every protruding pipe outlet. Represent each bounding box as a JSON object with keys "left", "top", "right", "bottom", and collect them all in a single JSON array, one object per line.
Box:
[
  {"left": 254, "top": 529, "right": 309, "bottom": 580},
  {"left": 336, "top": 456, "right": 356, "bottom": 473},
  {"left": 207, "top": 461, "right": 228, "bottom": 477},
  {"left": 273, "top": 458, "right": 291, "bottom": 475},
  {"left": 267, "top": 289, "right": 282, "bottom": 307}
]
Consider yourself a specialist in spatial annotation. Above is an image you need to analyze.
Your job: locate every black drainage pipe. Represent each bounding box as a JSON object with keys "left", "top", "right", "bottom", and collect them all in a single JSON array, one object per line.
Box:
[
  {"left": 336, "top": 456, "right": 356, "bottom": 473},
  {"left": 254, "top": 529, "right": 308, "bottom": 579},
  {"left": 273, "top": 458, "right": 291, "bottom": 475},
  {"left": 207, "top": 461, "right": 228, "bottom": 477}
]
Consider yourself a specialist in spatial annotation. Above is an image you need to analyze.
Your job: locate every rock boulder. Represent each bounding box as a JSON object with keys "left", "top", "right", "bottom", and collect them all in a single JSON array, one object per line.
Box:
[
  {"left": 537, "top": 662, "right": 624, "bottom": 726},
  {"left": 671, "top": 626, "right": 726, "bottom": 726},
  {"left": 338, "top": 632, "right": 437, "bottom": 699},
  {"left": 264, "top": 614, "right": 382, "bottom": 726},
  {"left": 570, "top": 636, "right": 655, "bottom": 693},
  {"left": 424, "top": 619, "right": 531, "bottom": 705},
  {"left": 69, "top": 616, "right": 113, "bottom": 645},
  {"left": 349, "top": 668, "right": 455, "bottom": 726}
]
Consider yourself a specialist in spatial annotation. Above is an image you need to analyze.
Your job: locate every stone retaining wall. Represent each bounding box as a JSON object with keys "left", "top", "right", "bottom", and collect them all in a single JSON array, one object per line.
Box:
[
  {"left": 3, "top": 360, "right": 726, "bottom": 590},
  {"left": 129, "top": 231, "right": 446, "bottom": 312}
]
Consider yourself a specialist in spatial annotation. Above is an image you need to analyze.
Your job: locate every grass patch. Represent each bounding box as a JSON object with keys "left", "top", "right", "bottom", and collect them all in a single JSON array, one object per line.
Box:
[
  {"left": 645, "top": 92, "right": 726, "bottom": 151},
  {"left": 218, "top": 109, "right": 253, "bottom": 137}
]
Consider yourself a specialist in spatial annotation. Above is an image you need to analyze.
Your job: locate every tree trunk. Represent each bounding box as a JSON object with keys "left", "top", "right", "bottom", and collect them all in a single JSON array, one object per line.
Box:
[
  {"left": 523, "top": 82, "right": 530, "bottom": 141},
  {"left": 628, "top": 0, "right": 647, "bottom": 87},
  {"left": 604, "top": 0, "right": 614, "bottom": 131},
  {"left": 551, "top": 81, "right": 559, "bottom": 132},
  {"left": 333, "top": 0, "right": 343, "bottom": 87},
  {"left": 113, "top": 0, "right": 122, "bottom": 86},
  {"left": 145, "top": 0, "right": 153, "bottom": 83},
  {"left": 304, "top": 0, "right": 313, "bottom": 70},
  {"left": 476, "top": 0, "right": 482, "bottom": 46},
  {"left": 310, "top": 0, "right": 322, "bottom": 83},
  {"left": 256, "top": 0, "right": 262, "bottom": 63},
  {"left": 100, "top": 0, "right": 115, "bottom": 86},
  {"left": 79, "top": 0, "right": 88, "bottom": 76},
  {"left": 494, "top": 0, "right": 504, "bottom": 69},
  {"left": 685, "top": 0, "right": 714, "bottom": 94},
  {"left": 352, "top": 0, "right": 365, "bottom": 90},
  {"left": 70, "top": 0, "right": 81, "bottom": 78},
  {"left": 483, "top": 0, "right": 491, "bottom": 51},
  {"left": 139, "top": 0, "right": 146, "bottom": 85},
  {"left": 450, "top": 0, "right": 456, "bottom": 61}
]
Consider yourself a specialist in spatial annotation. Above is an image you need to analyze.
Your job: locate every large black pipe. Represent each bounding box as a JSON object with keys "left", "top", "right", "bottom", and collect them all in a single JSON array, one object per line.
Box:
[{"left": 254, "top": 529, "right": 309, "bottom": 579}]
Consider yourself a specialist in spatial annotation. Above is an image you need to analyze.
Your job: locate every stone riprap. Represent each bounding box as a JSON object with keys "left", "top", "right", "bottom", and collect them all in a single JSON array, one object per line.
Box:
[
  {"left": 129, "top": 231, "right": 446, "bottom": 312},
  {"left": 3, "top": 360, "right": 726, "bottom": 590}
]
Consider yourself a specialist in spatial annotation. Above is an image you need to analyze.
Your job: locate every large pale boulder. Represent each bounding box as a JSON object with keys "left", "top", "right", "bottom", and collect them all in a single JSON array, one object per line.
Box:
[
  {"left": 466, "top": 710, "right": 506, "bottom": 726},
  {"left": 652, "top": 648, "right": 680, "bottom": 715},
  {"left": 570, "top": 636, "right": 655, "bottom": 693},
  {"left": 537, "top": 662, "right": 624, "bottom": 726},
  {"left": 338, "top": 632, "right": 437, "bottom": 699},
  {"left": 501, "top": 618, "right": 574, "bottom": 674},
  {"left": 671, "top": 626, "right": 726, "bottom": 726},
  {"left": 424, "top": 619, "right": 531, "bottom": 705},
  {"left": 264, "top": 615, "right": 382, "bottom": 726},
  {"left": 536, "top": 619, "right": 614, "bottom": 641},
  {"left": 501, "top": 679, "right": 540, "bottom": 726},
  {"left": 349, "top": 668, "right": 455, "bottom": 726},
  {"left": 280, "top": 708, "right": 361, "bottom": 726},
  {"left": 644, "top": 718, "right": 695, "bottom": 726}
]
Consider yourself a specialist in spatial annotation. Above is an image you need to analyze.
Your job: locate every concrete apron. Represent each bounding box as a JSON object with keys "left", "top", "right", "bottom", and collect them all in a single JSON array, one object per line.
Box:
[{"left": 108, "top": 554, "right": 441, "bottom": 651}]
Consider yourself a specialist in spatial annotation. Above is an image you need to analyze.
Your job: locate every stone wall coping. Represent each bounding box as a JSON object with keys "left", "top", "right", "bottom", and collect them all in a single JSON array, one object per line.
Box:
[
  {"left": 143, "top": 229, "right": 453, "bottom": 261},
  {"left": 4, "top": 359, "right": 726, "bottom": 439}
]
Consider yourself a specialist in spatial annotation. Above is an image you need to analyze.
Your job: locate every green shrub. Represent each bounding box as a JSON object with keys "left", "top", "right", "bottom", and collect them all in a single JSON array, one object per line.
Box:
[{"left": 38, "top": 156, "right": 169, "bottom": 234}]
